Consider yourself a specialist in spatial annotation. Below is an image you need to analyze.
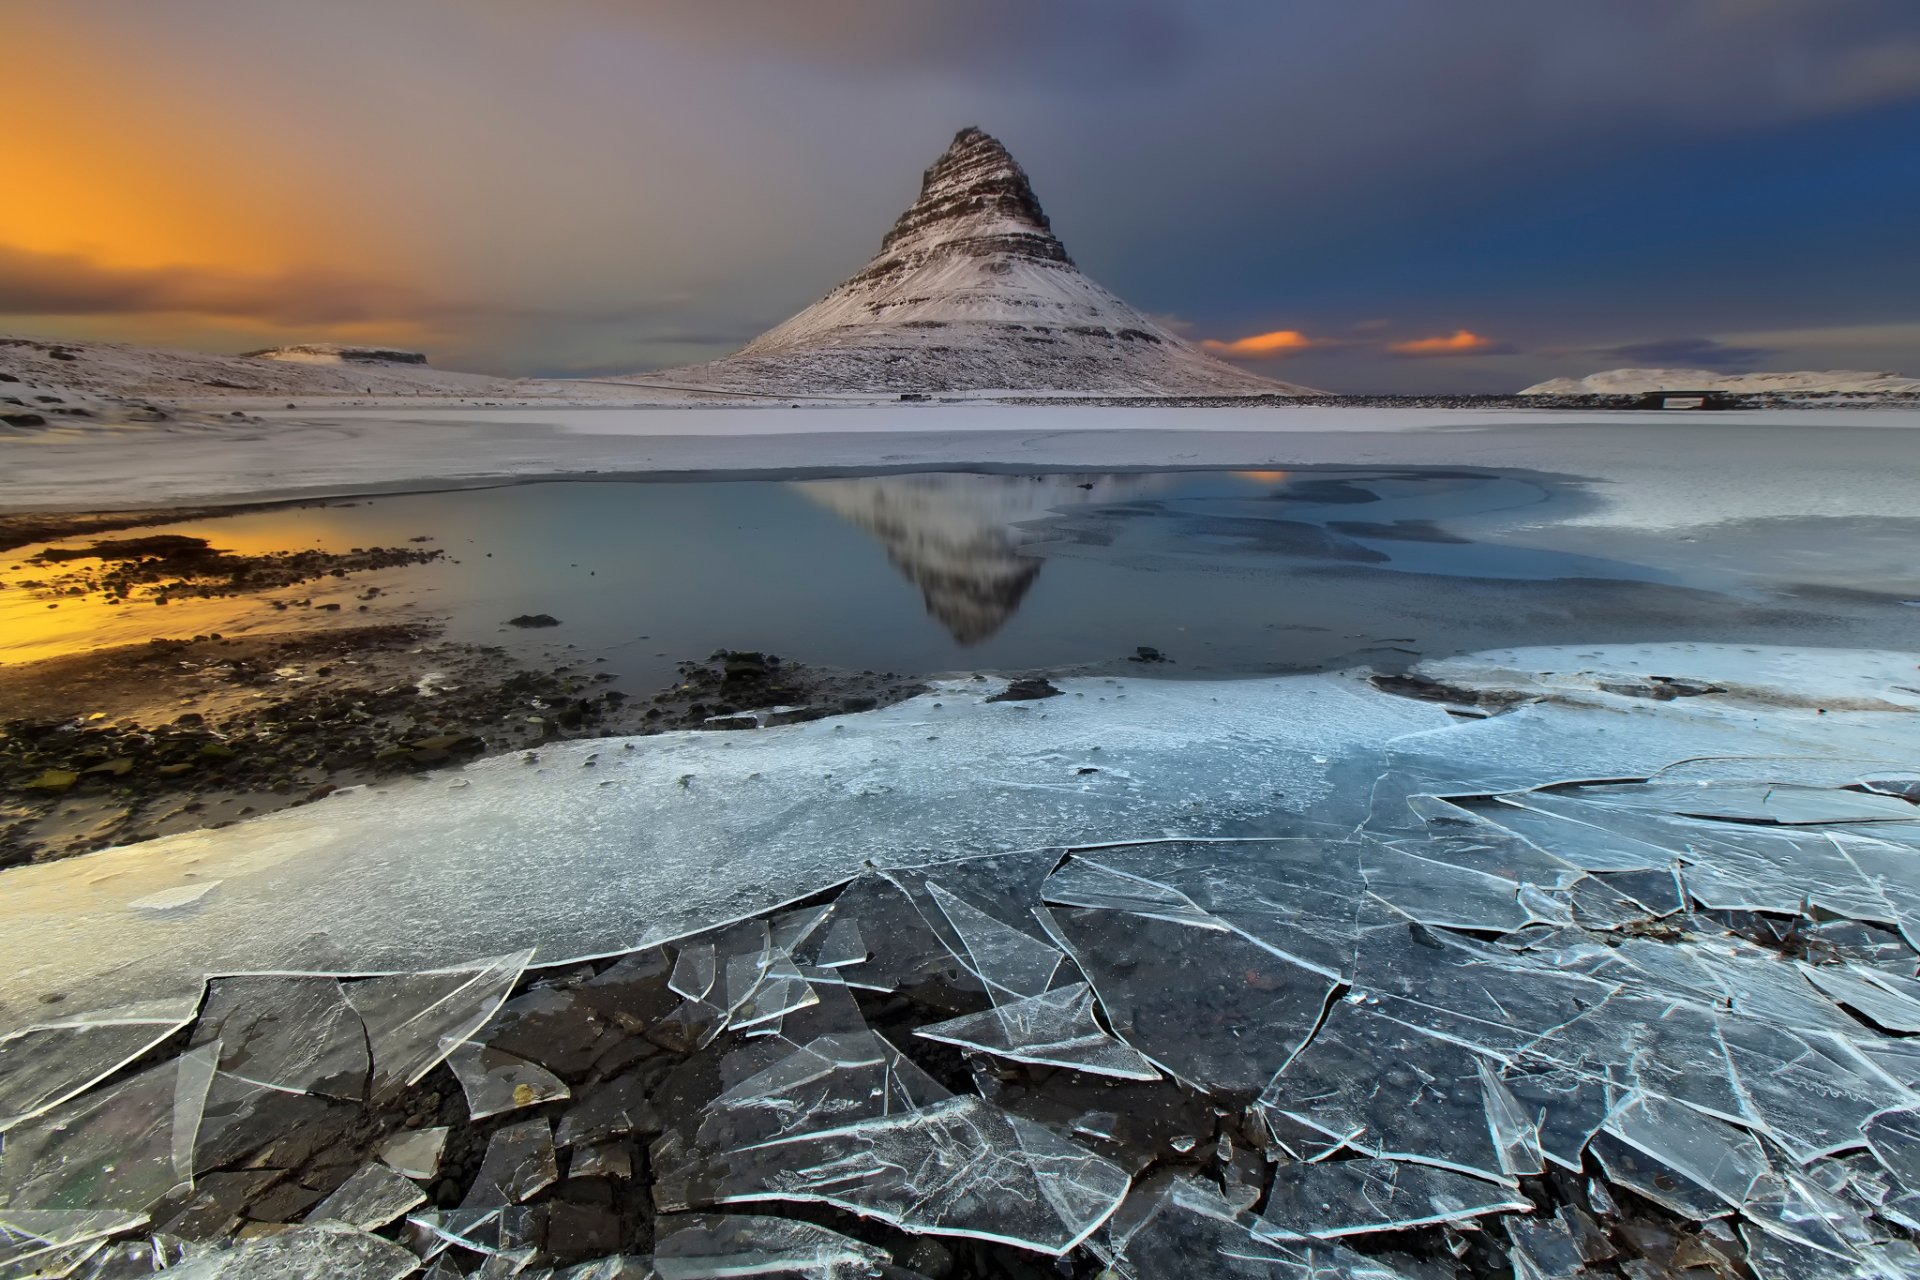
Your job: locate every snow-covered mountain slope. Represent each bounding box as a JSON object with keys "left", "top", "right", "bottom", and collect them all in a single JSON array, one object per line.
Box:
[
  {"left": 633, "top": 129, "right": 1319, "bottom": 397},
  {"left": 0, "top": 335, "right": 515, "bottom": 399},
  {"left": 1522, "top": 367, "right": 1920, "bottom": 396}
]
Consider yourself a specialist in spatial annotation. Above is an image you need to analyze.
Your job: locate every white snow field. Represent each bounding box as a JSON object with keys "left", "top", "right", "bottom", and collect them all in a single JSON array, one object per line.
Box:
[{"left": 4, "top": 402, "right": 1918, "bottom": 539}]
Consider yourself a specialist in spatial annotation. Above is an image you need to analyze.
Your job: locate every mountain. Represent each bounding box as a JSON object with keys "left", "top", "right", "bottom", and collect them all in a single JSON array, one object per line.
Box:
[
  {"left": 632, "top": 128, "right": 1319, "bottom": 397},
  {"left": 1521, "top": 368, "right": 1920, "bottom": 396}
]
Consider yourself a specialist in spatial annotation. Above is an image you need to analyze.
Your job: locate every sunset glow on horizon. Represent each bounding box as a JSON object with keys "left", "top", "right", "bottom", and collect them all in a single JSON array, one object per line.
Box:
[
  {"left": 1200, "top": 330, "right": 1316, "bottom": 359},
  {"left": 1386, "top": 330, "right": 1501, "bottom": 358}
]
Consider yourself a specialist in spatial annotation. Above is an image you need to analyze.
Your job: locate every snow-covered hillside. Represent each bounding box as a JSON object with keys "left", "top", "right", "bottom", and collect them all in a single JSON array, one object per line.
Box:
[
  {"left": 0, "top": 335, "right": 516, "bottom": 399},
  {"left": 1521, "top": 367, "right": 1920, "bottom": 396},
  {"left": 632, "top": 129, "right": 1319, "bottom": 397}
]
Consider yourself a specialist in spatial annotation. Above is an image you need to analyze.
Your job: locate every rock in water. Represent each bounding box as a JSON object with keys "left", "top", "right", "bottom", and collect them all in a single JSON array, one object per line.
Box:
[{"left": 635, "top": 128, "right": 1320, "bottom": 397}]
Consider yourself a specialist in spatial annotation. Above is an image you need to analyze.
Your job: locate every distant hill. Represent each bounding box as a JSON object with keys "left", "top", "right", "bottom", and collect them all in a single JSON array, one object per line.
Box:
[
  {"left": 0, "top": 335, "right": 512, "bottom": 398},
  {"left": 1521, "top": 368, "right": 1920, "bottom": 396},
  {"left": 626, "top": 128, "right": 1321, "bottom": 397}
]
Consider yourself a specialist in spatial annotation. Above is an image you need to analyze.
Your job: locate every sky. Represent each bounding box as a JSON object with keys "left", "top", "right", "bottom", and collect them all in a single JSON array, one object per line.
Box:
[{"left": 4, "top": 0, "right": 1918, "bottom": 394}]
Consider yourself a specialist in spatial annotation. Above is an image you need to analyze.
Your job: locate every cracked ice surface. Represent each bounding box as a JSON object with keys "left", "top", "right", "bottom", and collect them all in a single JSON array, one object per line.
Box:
[
  {"left": 0, "top": 673, "right": 1449, "bottom": 1018},
  {"left": 1, "top": 642, "right": 1919, "bottom": 1275}
]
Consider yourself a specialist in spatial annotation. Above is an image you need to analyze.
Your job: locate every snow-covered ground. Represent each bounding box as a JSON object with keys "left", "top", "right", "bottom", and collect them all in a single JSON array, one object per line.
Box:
[
  {"left": 1521, "top": 367, "right": 1920, "bottom": 396},
  {"left": 4, "top": 403, "right": 1918, "bottom": 540}
]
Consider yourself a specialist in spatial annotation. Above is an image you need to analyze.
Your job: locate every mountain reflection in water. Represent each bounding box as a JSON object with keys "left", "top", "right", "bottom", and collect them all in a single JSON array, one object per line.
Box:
[{"left": 792, "top": 473, "right": 1168, "bottom": 644}]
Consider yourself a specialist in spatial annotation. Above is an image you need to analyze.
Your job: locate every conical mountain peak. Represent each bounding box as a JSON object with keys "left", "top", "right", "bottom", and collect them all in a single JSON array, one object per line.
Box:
[
  {"left": 868, "top": 128, "right": 1071, "bottom": 272},
  {"left": 636, "top": 129, "right": 1322, "bottom": 396}
]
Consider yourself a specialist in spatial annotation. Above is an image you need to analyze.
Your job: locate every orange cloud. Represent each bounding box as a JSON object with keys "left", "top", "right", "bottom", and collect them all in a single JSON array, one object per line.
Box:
[
  {"left": 1201, "top": 329, "right": 1316, "bottom": 359},
  {"left": 1386, "top": 329, "right": 1501, "bottom": 357}
]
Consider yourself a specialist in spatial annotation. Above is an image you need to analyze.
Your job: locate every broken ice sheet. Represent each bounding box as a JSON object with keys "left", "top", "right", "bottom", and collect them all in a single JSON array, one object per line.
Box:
[
  {"left": 1040, "top": 904, "right": 1335, "bottom": 1092},
  {"left": 160, "top": 1222, "right": 419, "bottom": 1280},
  {"left": 343, "top": 950, "right": 532, "bottom": 1097},
  {"left": 444, "top": 1042, "right": 570, "bottom": 1120},
  {"left": 660, "top": 1093, "right": 1128, "bottom": 1256},
  {"left": 379, "top": 1126, "right": 449, "bottom": 1180},
  {"left": 915, "top": 982, "right": 1161, "bottom": 1081},
  {"left": 0, "top": 996, "right": 203, "bottom": 1135},
  {"left": 304, "top": 1162, "right": 425, "bottom": 1231},
  {"left": 1256, "top": 1001, "right": 1515, "bottom": 1182},
  {"left": 691, "top": 1030, "right": 949, "bottom": 1152},
  {"left": 460, "top": 1118, "right": 558, "bottom": 1211},
  {"left": 1740, "top": 1170, "right": 1883, "bottom": 1263},
  {"left": 188, "top": 976, "right": 368, "bottom": 1101},
  {"left": 1252, "top": 1158, "right": 1529, "bottom": 1241},
  {"left": 651, "top": 1213, "right": 890, "bottom": 1280},
  {"left": 806, "top": 875, "right": 978, "bottom": 996},
  {"left": 556, "top": 1258, "right": 656, "bottom": 1280},
  {"left": 0, "top": 1044, "right": 216, "bottom": 1213}
]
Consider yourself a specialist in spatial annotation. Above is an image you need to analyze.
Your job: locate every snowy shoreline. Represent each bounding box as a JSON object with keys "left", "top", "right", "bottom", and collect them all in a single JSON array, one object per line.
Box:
[{"left": 5, "top": 406, "right": 1919, "bottom": 540}]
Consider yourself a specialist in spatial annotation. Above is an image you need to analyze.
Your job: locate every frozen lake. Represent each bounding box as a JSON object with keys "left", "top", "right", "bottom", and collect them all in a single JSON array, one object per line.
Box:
[{"left": 9, "top": 462, "right": 1920, "bottom": 683}]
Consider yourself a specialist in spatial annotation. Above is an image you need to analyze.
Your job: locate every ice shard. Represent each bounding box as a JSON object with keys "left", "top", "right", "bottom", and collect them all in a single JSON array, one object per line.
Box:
[
  {"left": 461, "top": 1119, "right": 559, "bottom": 1211},
  {"left": 344, "top": 950, "right": 532, "bottom": 1096},
  {"left": 1043, "top": 840, "right": 1368, "bottom": 981},
  {"left": 304, "top": 1162, "right": 427, "bottom": 1231},
  {"left": 1099, "top": 1175, "right": 1417, "bottom": 1280},
  {"left": 915, "top": 983, "right": 1161, "bottom": 1081},
  {"left": 651, "top": 1213, "right": 891, "bottom": 1280},
  {"left": 379, "top": 1126, "right": 449, "bottom": 1181},
  {"left": 188, "top": 976, "right": 368, "bottom": 1101},
  {"left": 1039, "top": 904, "right": 1335, "bottom": 1092},
  {"left": 656, "top": 1024, "right": 1126, "bottom": 1254},
  {"left": 444, "top": 1042, "right": 571, "bottom": 1120},
  {"left": 0, "top": 1045, "right": 216, "bottom": 1214},
  {"left": 0, "top": 1211, "right": 148, "bottom": 1276},
  {"left": 1257, "top": 1002, "right": 1514, "bottom": 1181},
  {"left": 1253, "top": 1158, "right": 1530, "bottom": 1240},
  {"left": 0, "top": 997, "right": 202, "bottom": 1134},
  {"left": 924, "top": 882, "right": 1064, "bottom": 1002},
  {"left": 159, "top": 1222, "right": 419, "bottom": 1280},
  {"left": 1599, "top": 1092, "right": 1771, "bottom": 1211},
  {"left": 659, "top": 1093, "right": 1127, "bottom": 1255}
]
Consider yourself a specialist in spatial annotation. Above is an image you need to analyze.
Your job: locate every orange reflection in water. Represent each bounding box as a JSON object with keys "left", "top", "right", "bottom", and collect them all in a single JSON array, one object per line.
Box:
[
  {"left": 0, "top": 510, "right": 403, "bottom": 667},
  {"left": 1235, "top": 470, "right": 1292, "bottom": 485}
]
